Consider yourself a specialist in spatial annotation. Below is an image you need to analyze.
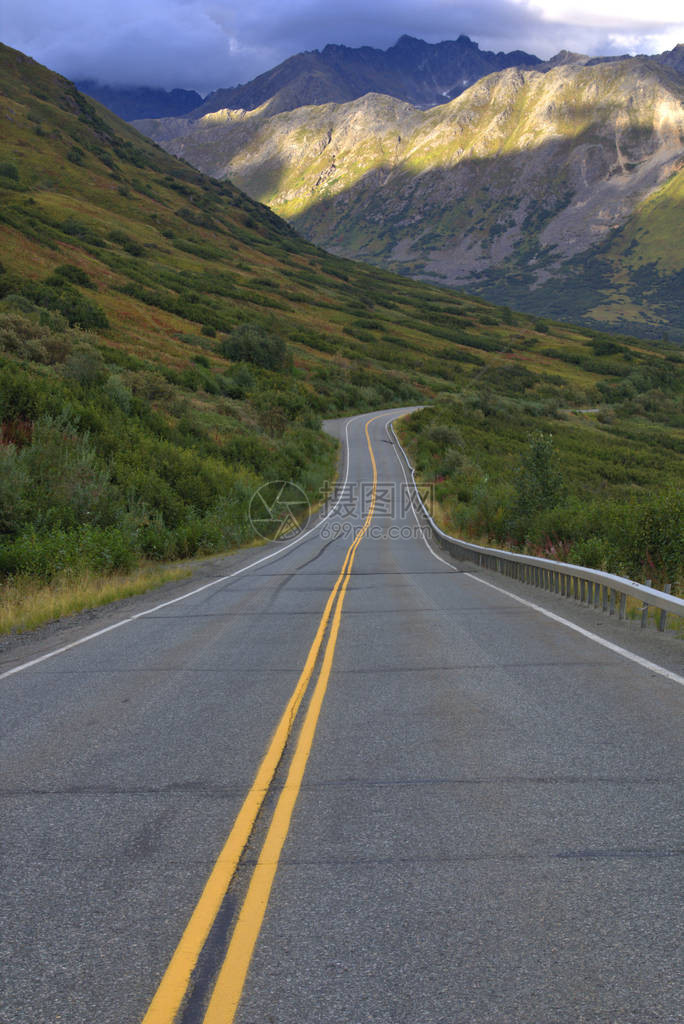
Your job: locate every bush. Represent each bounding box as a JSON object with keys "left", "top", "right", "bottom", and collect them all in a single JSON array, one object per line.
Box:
[
  {"left": 0, "top": 446, "right": 30, "bottom": 532},
  {"left": 45, "top": 264, "right": 94, "bottom": 289},
  {"left": 509, "top": 431, "right": 565, "bottom": 539},
  {"left": 62, "top": 349, "right": 108, "bottom": 386},
  {"left": 103, "top": 375, "right": 133, "bottom": 413},
  {"left": 0, "top": 413, "right": 124, "bottom": 543},
  {"left": 219, "top": 323, "right": 290, "bottom": 371},
  {"left": 18, "top": 279, "right": 109, "bottom": 330},
  {"left": 0, "top": 162, "right": 19, "bottom": 181},
  {"left": 0, "top": 313, "right": 49, "bottom": 361},
  {"left": 568, "top": 534, "right": 612, "bottom": 570},
  {"left": 0, "top": 524, "right": 137, "bottom": 579}
]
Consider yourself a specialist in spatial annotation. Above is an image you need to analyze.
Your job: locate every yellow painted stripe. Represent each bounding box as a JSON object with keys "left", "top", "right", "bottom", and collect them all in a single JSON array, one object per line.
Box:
[
  {"left": 141, "top": 416, "right": 379, "bottom": 1024},
  {"left": 202, "top": 416, "right": 380, "bottom": 1024}
]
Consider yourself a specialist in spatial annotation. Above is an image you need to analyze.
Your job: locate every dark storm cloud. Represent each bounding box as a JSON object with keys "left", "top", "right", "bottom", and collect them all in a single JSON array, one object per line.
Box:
[{"left": 1, "top": 0, "right": 681, "bottom": 94}]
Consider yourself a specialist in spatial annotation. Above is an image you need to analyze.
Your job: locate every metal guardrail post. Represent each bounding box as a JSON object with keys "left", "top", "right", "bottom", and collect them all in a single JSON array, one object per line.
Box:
[
  {"left": 658, "top": 584, "right": 672, "bottom": 632},
  {"left": 641, "top": 580, "right": 651, "bottom": 628},
  {"left": 619, "top": 593, "right": 627, "bottom": 620}
]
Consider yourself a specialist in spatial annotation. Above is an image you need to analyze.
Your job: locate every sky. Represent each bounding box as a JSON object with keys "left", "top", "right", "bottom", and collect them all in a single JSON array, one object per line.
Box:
[{"left": 1, "top": 0, "right": 682, "bottom": 95}]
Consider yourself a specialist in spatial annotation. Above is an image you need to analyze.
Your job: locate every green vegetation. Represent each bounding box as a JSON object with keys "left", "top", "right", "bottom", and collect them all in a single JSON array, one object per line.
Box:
[
  {"left": 1, "top": 43, "right": 682, "bottom": 628},
  {"left": 397, "top": 356, "right": 684, "bottom": 589},
  {"left": 0, "top": 326, "right": 336, "bottom": 579},
  {"left": 219, "top": 323, "right": 290, "bottom": 371}
]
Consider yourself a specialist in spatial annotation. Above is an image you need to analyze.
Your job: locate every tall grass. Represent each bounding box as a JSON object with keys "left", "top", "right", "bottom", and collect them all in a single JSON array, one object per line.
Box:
[{"left": 0, "top": 565, "right": 192, "bottom": 637}]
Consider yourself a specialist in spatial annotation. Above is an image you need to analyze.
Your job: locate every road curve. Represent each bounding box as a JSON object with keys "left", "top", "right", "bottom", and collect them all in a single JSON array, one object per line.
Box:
[{"left": 0, "top": 408, "right": 682, "bottom": 1024}]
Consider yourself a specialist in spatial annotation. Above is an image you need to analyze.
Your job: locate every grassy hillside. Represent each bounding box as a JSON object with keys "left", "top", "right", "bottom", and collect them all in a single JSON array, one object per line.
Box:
[
  {"left": 1, "top": 43, "right": 682, "bottom": 628},
  {"left": 397, "top": 363, "right": 684, "bottom": 590}
]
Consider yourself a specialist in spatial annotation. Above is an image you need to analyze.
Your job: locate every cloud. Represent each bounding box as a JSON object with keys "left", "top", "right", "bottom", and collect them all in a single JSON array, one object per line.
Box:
[{"left": 1, "top": 0, "right": 682, "bottom": 93}]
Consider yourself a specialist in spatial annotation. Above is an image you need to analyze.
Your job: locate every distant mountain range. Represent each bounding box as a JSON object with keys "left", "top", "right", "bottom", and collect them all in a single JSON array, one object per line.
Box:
[
  {"left": 75, "top": 36, "right": 542, "bottom": 120},
  {"left": 77, "top": 36, "right": 684, "bottom": 122},
  {"left": 191, "top": 35, "right": 543, "bottom": 117},
  {"left": 74, "top": 81, "right": 202, "bottom": 121},
  {"left": 133, "top": 43, "right": 684, "bottom": 341},
  {"left": 74, "top": 36, "right": 684, "bottom": 339}
]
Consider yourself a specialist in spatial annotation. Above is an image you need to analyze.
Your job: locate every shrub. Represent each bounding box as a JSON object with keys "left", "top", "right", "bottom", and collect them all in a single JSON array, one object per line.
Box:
[
  {"left": 45, "top": 264, "right": 94, "bottom": 289},
  {"left": 24, "top": 280, "right": 109, "bottom": 330},
  {"left": 62, "top": 349, "right": 108, "bottom": 386},
  {"left": 568, "top": 534, "right": 612, "bottom": 570},
  {"left": 0, "top": 446, "right": 30, "bottom": 532},
  {"left": 0, "top": 313, "right": 49, "bottom": 361},
  {"left": 0, "top": 162, "right": 19, "bottom": 181},
  {"left": 2, "top": 294, "right": 36, "bottom": 314},
  {"left": 219, "top": 323, "right": 290, "bottom": 371},
  {"left": 103, "top": 375, "right": 133, "bottom": 413},
  {"left": 109, "top": 230, "right": 144, "bottom": 256},
  {"left": 510, "top": 432, "right": 565, "bottom": 536}
]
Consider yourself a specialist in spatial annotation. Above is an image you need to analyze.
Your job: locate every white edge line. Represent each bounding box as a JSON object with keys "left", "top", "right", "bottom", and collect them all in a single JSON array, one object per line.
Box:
[
  {"left": 386, "top": 418, "right": 684, "bottom": 688},
  {"left": 0, "top": 413, "right": 367, "bottom": 682}
]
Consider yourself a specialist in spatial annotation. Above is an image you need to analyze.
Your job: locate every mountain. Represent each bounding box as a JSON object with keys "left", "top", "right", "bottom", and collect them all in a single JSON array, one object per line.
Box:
[
  {"left": 75, "top": 81, "right": 203, "bottom": 120},
  {"left": 652, "top": 42, "right": 684, "bottom": 76},
  {"left": 190, "top": 35, "right": 541, "bottom": 117},
  {"left": 536, "top": 42, "right": 684, "bottom": 75},
  {"left": 137, "top": 57, "right": 684, "bottom": 341}
]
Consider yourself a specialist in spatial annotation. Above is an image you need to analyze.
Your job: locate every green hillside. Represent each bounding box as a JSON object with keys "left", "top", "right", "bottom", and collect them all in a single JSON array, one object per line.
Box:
[{"left": 1, "top": 44, "right": 682, "bottom": 628}]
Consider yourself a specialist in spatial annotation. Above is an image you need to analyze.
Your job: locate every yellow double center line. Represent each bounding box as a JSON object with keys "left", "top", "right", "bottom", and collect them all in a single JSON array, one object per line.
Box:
[{"left": 142, "top": 415, "right": 380, "bottom": 1024}]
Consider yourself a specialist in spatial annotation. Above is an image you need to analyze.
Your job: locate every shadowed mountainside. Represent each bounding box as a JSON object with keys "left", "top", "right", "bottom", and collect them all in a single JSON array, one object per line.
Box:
[{"left": 137, "top": 59, "right": 684, "bottom": 341}]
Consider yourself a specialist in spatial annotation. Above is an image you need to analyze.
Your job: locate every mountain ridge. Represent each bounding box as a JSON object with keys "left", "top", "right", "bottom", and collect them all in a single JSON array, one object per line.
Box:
[{"left": 189, "top": 34, "right": 542, "bottom": 118}]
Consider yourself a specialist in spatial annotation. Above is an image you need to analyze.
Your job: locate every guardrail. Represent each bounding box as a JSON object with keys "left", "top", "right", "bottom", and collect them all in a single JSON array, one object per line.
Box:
[{"left": 390, "top": 423, "right": 684, "bottom": 633}]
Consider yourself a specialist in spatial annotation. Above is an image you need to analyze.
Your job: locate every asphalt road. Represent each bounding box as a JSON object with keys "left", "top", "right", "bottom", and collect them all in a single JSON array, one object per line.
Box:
[{"left": 0, "top": 409, "right": 682, "bottom": 1024}]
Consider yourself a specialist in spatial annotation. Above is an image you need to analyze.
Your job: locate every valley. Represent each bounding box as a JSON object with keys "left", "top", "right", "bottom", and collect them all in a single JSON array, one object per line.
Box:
[{"left": 0, "top": 41, "right": 681, "bottom": 625}]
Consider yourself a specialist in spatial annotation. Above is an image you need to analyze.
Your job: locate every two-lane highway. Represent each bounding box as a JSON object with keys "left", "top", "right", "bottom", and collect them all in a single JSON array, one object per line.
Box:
[{"left": 1, "top": 409, "right": 682, "bottom": 1023}]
